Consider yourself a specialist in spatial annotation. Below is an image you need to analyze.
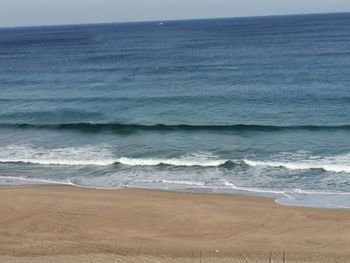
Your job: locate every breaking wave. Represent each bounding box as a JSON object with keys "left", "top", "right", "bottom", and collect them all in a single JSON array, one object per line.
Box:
[
  {"left": 245, "top": 154, "right": 350, "bottom": 173},
  {"left": 0, "top": 145, "right": 350, "bottom": 173}
]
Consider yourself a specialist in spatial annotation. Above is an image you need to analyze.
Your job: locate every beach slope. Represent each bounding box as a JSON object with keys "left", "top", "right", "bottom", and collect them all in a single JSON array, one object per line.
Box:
[{"left": 0, "top": 185, "right": 349, "bottom": 262}]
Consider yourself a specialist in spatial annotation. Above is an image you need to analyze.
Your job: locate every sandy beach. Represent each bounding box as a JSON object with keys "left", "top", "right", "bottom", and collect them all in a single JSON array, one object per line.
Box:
[{"left": 0, "top": 185, "right": 349, "bottom": 262}]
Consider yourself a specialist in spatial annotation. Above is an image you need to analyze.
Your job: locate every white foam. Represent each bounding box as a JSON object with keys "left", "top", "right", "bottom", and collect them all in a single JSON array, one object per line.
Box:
[
  {"left": 0, "top": 157, "right": 227, "bottom": 167},
  {"left": 0, "top": 145, "right": 115, "bottom": 166},
  {"left": 221, "top": 180, "right": 350, "bottom": 205},
  {"left": 117, "top": 152, "right": 227, "bottom": 167},
  {"left": 0, "top": 158, "right": 116, "bottom": 166},
  {"left": 117, "top": 157, "right": 226, "bottom": 167},
  {"left": 222, "top": 180, "right": 291, "bottom": 197},
  {"left": 0, "top": 146, "right": 228, "bottom": 167},
  {"left": 244, "top": 153, "right": 350, "bottom": 173},
  {"left": 0, "top": 175, "right": 74, "bottom": 185},
  {"left": 143, "top": 179, "right": 205, "bottom": 186},
  {"left": 289, "top": 188, "right": 350, "bottom": 195}
]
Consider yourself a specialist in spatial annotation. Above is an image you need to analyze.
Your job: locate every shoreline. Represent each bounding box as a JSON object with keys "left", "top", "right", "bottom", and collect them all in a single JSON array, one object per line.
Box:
[
  {"left": 0, "top": 184, "right": 349, "bottom": 262},
  {"left": 2, "top": 177, "right": 349, "bottom": 209}
]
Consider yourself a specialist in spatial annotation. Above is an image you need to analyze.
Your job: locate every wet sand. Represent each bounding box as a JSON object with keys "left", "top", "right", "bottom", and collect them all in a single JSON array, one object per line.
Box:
[{"left": 0, "top": 185, "right": 349, "bottom": 262}]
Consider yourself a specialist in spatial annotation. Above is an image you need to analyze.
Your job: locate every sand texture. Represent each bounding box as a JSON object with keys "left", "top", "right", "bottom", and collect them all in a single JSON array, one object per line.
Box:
[{"left": 0, "top": 185, "right": 349, "bottom": 262}]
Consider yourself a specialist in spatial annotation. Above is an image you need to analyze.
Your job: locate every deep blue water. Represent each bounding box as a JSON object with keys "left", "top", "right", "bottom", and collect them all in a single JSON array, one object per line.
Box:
[{"left": 1, "top": 13, "right": 350, "bottom": 207}]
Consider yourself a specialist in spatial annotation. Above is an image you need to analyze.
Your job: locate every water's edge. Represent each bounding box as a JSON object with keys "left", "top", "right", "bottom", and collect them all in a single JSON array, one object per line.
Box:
[{"left": 1, "top": 177, "right": 348, "bottom": 209}]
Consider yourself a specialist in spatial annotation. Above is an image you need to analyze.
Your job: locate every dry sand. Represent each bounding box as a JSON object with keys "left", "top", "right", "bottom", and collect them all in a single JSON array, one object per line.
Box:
[{"left": 0, "top": 185, "right": 349, "bottom": 262}]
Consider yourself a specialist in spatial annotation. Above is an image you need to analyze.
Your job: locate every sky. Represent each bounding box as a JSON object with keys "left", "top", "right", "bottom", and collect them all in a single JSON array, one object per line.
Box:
[{"left": 1, "top": 0, "right": 350, "bottom": 28}]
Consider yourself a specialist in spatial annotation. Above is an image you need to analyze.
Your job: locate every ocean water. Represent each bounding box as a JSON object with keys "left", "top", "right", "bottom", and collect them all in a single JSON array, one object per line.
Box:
[{"left": 1, "top": 13, "right": 350, "bottom": 208}]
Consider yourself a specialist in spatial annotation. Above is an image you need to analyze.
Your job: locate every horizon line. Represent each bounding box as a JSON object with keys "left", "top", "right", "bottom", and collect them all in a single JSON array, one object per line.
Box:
[{"left": 0, "top": 10, "right": 349, "bottom": 30}]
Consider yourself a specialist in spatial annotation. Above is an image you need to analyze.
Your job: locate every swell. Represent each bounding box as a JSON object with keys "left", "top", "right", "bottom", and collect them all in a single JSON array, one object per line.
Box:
[
  {"left": 1, "top": 123, "right": 350, "bottom": 133},
  {"left": 1, "top": 156, "right": 349, "bottom": 173},
  {"left": 0, "top": 158, "right": 234, "bottom": 168}
]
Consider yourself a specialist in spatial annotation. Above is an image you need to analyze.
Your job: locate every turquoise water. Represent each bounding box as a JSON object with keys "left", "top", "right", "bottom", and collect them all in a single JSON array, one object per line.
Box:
[{"left": 1, "top": 13, "right": 350, "bottom": 207}]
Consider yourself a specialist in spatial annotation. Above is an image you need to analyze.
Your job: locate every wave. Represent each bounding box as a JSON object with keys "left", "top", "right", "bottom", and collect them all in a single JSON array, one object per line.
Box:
[
  {"left": 1, "top": 123, "right": 350, "bottom": 133},
  {"left": 0, "top": 146, "right": 230, "bottom": 167},
  {"left": 0, "top": 158, "right": 229, "bottom": 167},
  {"left": 0, "top": 145, "right": 115, "bottom": 166},
  {"left": 116, "top": 156, "right": 227, "bottom": 167},
  {"left": 1, "top": 144, "right": 350, "bottom": 173},
  {"left": 0, "top": 159, "right": 116, "bottom": 166},
  {"left": 3, "top": 157, "right": 349, "bottom": 173},
  {"left": 244, "top": 158, "right": 350, "bottom": 173},
  {"left": 1, "top": 153, "right": 350, "bottom": 173},
  {"left": 0, "top": 157, "right": 229, "bottom": 168}
]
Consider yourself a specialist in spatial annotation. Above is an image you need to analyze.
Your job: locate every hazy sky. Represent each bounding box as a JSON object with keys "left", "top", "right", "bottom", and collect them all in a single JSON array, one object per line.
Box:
[{"left": 1, "top": 0, "right": 350, "bottom": 27}]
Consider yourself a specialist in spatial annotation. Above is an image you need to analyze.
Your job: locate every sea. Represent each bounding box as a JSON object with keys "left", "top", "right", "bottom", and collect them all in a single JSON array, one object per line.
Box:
[{"left": 1, "top": 12, "right": 350, "bottom": 208}]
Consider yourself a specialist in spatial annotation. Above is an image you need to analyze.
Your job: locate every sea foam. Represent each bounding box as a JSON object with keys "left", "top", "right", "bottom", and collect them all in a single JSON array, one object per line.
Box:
[
  {"left": 0, "top": 145, "right": 115, "bottom": 166},
  {"left": 244, "top": 153, "right": 350, "bottom": 173},
  {"left": 1, "top": 145, "right": 350, "bottom": 174},
  {"left": 117, "top": 153, "right": 226, "bottom": 167}
]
